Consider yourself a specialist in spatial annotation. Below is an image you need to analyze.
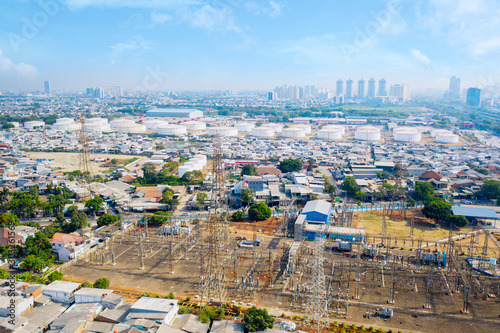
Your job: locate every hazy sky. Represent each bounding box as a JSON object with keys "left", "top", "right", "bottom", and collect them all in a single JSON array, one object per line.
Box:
[{"left": 1, "top": 0, "right": 500, "bottom": 92}]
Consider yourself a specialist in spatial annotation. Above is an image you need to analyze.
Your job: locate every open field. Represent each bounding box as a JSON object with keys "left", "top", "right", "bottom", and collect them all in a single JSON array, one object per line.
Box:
[{"left": 26, "top": 152, "right": 142, "bottom": 173}]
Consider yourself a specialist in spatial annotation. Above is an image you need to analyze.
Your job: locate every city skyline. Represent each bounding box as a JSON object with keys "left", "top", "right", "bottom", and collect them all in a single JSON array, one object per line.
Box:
[{"left": 1, "top": 1, "right": 500, "bottom": 93}]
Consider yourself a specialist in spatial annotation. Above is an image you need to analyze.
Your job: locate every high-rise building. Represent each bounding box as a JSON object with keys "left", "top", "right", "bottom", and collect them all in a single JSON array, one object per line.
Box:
[
  {"left": 304, "top": 85, "right": 310, "bottom": 97},
  {"left": 299, "top": 86, "right": 304, "bottom": 99},
  {"left": 357, "top": 79, "right": 365, "bottom": 99},
  {"left": 267, "top": 92, "right": 273, "bottom": 100},
  {"left": 444, "top": 76, "right": 461, "bottom": 100},
  {"left": 44, "top": 81, "right": 51, "bottom": 95},
  {"left": 466, "top": 88, "right": 481, "bottom": 107},
  {"left": 86, "top": 87, "right": 94, "bottom": 96},
  {"left": 310, "top": 85, "right": 316, "bottom": 97},
  {"left": 336, "top": 79, "right": 343, "bottom": 96},
  {"left": 345, "top": 79, "right": 353, "bottom": 99},
  {"left": 390, "top": 84, "right": 410, "bottom": 102},
  {"left": 367, "top": 78, "right": 376, "bottom": 98},
  {"left": 378, "top": 78, "right": 387, "bottom": 96}
]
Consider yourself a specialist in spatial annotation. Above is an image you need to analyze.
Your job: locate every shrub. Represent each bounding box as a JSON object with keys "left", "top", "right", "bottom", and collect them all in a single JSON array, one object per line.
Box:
[{"left": 93, "top": 277, "right": 110, "bottom": 289}]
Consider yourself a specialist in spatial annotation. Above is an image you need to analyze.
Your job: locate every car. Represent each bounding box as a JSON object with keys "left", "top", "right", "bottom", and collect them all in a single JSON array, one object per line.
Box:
[{"left": 11, "top": 260, "right": 21, "bottom": 269}]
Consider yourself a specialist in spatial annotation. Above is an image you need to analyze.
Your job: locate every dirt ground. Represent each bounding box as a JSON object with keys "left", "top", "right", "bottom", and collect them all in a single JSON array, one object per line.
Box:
[{"left": 27, "top": 152, "right": 142, "bottom": 173}]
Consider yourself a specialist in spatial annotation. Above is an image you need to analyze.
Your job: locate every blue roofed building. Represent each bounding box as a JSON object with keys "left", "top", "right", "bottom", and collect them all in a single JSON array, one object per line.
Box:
[{"left": 300, "top": 199, "right": 332, "bottom": 224}]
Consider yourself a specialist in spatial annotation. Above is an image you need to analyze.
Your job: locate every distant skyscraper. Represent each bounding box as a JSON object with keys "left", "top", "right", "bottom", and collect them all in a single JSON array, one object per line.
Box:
[
  {"left": 299, "top": 86, "right": 304, "bottom": 99},
  {"left": 378, "top": 78, "right": 387, "bottom": 96},
  {"left": 310, "top": 85, "right": 316, "bottom": 97},
  {"left": 336, "top": 79, "right": 343, "bottom": 96},
  {"left": 304, "top": 85, "right": 310, "bottom": 96},
  {"left": 267, "top": 92, "right": 273, "bottom": 100},
  {"left": 44, "top": 81, "right": 51, "bottom": 95},
  {"left": 86, "top": 87, "right": 94, "bottom": 96},
  {"left": 446, "top": 76, "right": 461, "bottom": 100},
  {"left": 390, "top": 84, "right": 410, "bottom": 102},
  {"left": 345, "top": 79, "right": 353, "bottom": 99},
  {"left": 357, "top": 79, "right": 365, "bottom": 99},
  {"left": 466, "top": 88, "right": 481, "bottom": 107},
  {"left": 367, "top": 78, "right": 376, "bottom": 98},
  {"left": 92, "top": 87, "right": 104, "bottom": 99}
]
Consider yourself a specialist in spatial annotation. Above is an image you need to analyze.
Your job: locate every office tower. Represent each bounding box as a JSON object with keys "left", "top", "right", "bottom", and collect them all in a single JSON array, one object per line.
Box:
[
  {"left": 336, "top": 79, "right": 343, "bottom": 96},
  {"left": 304, "top": 85, "right": 310, "bottom": 97},
  {"left": 93, "top": 87, "right": 104, "bottom": 99},
  {"left": 357, "top": 79, "right": 365, "bottom": 99},
  {"left": 449, "top": 76, "right": 461, "bottom": 100},
  {"left": 390, "top": 84, "right": 410, "bottom": 102},
  {"left": 44, "top": 81, "right": 51, "bottom": 95},
  {"left": 367, "top": 78, "right": 376, "bottom": 98},
  {"left": 345, "top": 79, "right": 353, "bottom": 99},
  {"left": 466, "top": 88, "right": 481, "bottom": 107},
  {"left": 107, "top": 86, "right": 123, "bottom": 97},
  {"left": 299, "top": 86, "right": 304, "bottom": 99},
  {"left": 86, "top": 87, "right": 94, "bottom": 96},
  {"left": 267, "top": 92, "right": 273, "bottom": 100},
  {"left": 378, "top": 78, "right": 387, "bottom": 96},
  {"left": 310, "top": 85, "right": 316, "bottom": 97}
]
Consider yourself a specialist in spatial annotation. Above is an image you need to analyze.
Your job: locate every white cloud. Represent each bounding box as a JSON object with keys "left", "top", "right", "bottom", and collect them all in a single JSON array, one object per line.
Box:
[
  {"left": 0, "top": 49, "right": 39, "bottom": 89},
  {"left": 244, "top": 1, "right": 284, "bottom": 17},
  {"left": 269, "top": 1, "right": 284, "bottom": 17},
  {"left": 184, "top": 5, "right": 241, "bottom": 32},
  {"left": 149, "top": 12, "right": 173, "bottom": 27},
  {"left": 63, "top": 0, "right": 201, "bottom": 10},
  {"left": 418, "top": 0, "right": 500, "bottom": 58},
  {"left": 410, "top": 48, "right": 431, "bottom": 70},
  {"left": 108, "top": 36, "right": 155, "bottom": 65}
]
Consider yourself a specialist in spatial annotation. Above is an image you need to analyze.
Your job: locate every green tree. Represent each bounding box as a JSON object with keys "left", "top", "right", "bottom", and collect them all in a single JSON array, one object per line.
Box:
[
  {"left": 196, "top": 192, "right": 208, "bottom": 210},
  {"left": 198, "top": 306, "right": 225, "bottom": 324},
  {"left": 422, "top": 200, "right": 451, "bottom": 222},
  {"left": 474, "top": 168, "right": 489, "bottom": 175},
  {"left": 241, "top": 164, "right": 258, "bottom": 176},
  {"left": 248, "top": 203, "right": 272, "bottom": 221},
  {"left": 0, "top": 213, "right": 20, "bottom": 228},
  {"left": 85, "top": 197, "right": 103, "bottom": 216},
  {"left": 482, "top": 180, "right": 500, "bottom": 199},
  {"left": 68, "top": 211, "right": 88, "bottom": 231},
  {"left": 160, "top": 187, "right": 178, "bottom": 210},
  {"left": 80, "top": 281, "right": 93, "bottom": 288},
  {"left": 0, "top": 187, "right": 10, "bottom": 212},
  {"left": 342, "top": 176, "right": 359, "bottom": 196},
  {"left": 277, "top": 158, "right": 302, "bottom": 173},
  {"left": 25, "top": 232, "right": 52, "bottom": 259},
  {"left": 354, "top": 191, "right": 367, "bottom": 202},
  {"left": 93, "top": 277, "right": 110, "bottom": 289},
  {"left": 20, "top": 255, "right": 47, "bottom": 272},
  {"left": 47, "top": 271, "right": 63, "bottom": 283},
  {"left": 97, "top": 214, "right": 119, "bottom": 227},
  {"left": 448, "top": 215, "right": 468, "bottom": 228},
  {"left": 414, "top": 181, "right": 435, "bottom": 202},
  {"left": 142, "top": 162, "right": 157, "bottom": 184},
  {"left": 232, "top": 210, "right": 245, "bottom": 221},
  {"left": 243, "top": 306, "right": 275, "bottom": 331},
  {"left": 240, "top": 189, "right": 255, "bottom": 206},
  {"left": 307, "top": 158, "right": 315, "bottom": 172}
]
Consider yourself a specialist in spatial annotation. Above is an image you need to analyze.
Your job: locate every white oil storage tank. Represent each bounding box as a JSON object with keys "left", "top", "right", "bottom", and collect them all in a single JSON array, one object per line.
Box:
[
  {"left": 272, "top": 124, "right": 283, "bottom": 133},
  {"left": 143, "top": 120, "right": 169, "bottom": 130},
  {"left": 323, "top": 125, "right": 345, "bottom": 134},
  {"left": 117, "top": 123, "right": 146, "bottom": 134},
  {"left": 183, "top": 121, "right": 206, "bottom": 131},
  {"left": 235, "top": 123, "right": 255, "bottom": 133},
  {"left": 393, "top": 127, "right": 421, "bottom": 143},
  {"left": 317, "top": 127, "right": 343, "bottom": 140},
  {"left": 431, "top": 129, "right": 451, "bottom": 138},
  {"left": 295, "top": 124, "right": 312, "bottom": 134},
  {"left": 252, "top": 127, "right": 275, "bottom": 137},
  {"left": 84, "top": 118, "right": 111, "bottom": 132},
  {"left": 355, "top": 126, "right": 381, "bottom": 141},
  {"left": 207, "top": 126, "right": 238, "bottom": 137},
  {"left": 157, "top": 124, "right": 187, "bottom": 136},
  {"left": 109, "top": 118, "right": 134, "bottom": 129},
  {"left": 24, "top": 120, "right": 45, "bottom": 129},
  {"left": 282, "top": 127, "right": 306, "bottom": 138},
  {"left": 435, "top": 132, "right": 459, "bottom": 143},
  {"left": 53, "top": 118, "right": 80, "bottom": 131}
]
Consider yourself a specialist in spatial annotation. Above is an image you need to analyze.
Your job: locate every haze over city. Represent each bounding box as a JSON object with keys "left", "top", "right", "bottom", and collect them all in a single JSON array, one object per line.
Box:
[{"left": 1, "top": 0, "right": 500, "bottom": 92}]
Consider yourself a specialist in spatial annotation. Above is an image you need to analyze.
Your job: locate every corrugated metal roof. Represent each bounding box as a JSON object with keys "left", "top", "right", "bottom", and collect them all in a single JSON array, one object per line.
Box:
[
  {"left": 301, "top": 199, "right": 331, "bottom": 215},
  {"left": 452, "top": 205, "right": 499, "bottom": 219}
]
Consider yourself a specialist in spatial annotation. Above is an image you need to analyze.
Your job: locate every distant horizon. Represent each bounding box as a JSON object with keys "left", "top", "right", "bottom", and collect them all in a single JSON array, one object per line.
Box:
[{"left": 1, "top": 1, "right": 499, "bottom": 92}]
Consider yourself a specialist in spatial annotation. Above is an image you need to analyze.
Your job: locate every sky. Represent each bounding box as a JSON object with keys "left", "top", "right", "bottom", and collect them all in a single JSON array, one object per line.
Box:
[{"left": 1, "top": 0, "right": 500, "bottom": 93}]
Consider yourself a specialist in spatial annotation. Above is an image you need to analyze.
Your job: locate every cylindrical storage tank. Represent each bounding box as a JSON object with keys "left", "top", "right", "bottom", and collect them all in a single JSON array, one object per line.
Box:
[
  {"left": 387, "top": 309, "right": 393, "bottom": 318},
  {"left": 24, "top": 120, "right": 45, "bottom": 129},
  {"left": 183, "top": 121, "right": 206, "bottom": 131},
  {"left": 252, "top": 127, "right": 275, "bottom": 137},
  {"left": 490, "top": 257, "right": 497, "bottom": 265},
  {"left": 282, "top": 127, "right": 306, "bottom": 138},
  {"left": 53, "top": 118, "right": 80, "bottom": 131},
  {"left": 435, "top": 132, "right": 459, "bottom": 143},
  {"left": 84, "top": 118, "right": 110, "bottom": 132},
  {"left": 109, "top": 118, "right": 134, "bottom": 129},
  {"left": 143, "top": 120, "right": 169, "bottom": 130},
  {"left": 317, "top": 127, "right": 343, "bottom": 140},
  {"left": 393, "top": 127, "right": 421, "bottom": 143},
  {"left": 207, "top": 126, "right": 238, "bottom": 137},
  {"left": 295, "top": 124, "right": 312, "bottom": 134},
  {"left": 431, "top": 129, "right": 451, "bottom": 138},
  {"left": 117, "top": 123, "right": 146, "bottom": 134},
  {"left": 382, "top": 307, "right": 387, "bottom": 316},
  {"left": 178, "top": 164, "right": 194, "bottom": 177},
  {"left": 355, "top": 126, "right": 381, "bottom": 141},
  {"left": 323, "top": 125, "right": 345, "bottom": 134},
  {"left": 273, "top": 124, "right": 283, "bottom": 133},
  {"left": 235, "top": 123, "right": 255, "bottom": 133},
  {"left": 157, "top": 124, "right": 187, "bottom": 136}
]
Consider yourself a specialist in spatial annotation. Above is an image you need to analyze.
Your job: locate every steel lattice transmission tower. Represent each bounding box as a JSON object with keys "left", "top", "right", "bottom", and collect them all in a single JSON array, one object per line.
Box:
[
  {"left": 78, "top": 114, "right": 92, "bottom": 198},
  {"left": 200, "top": 138, "right": 228, "bottom": 304},
  {"left": 303, "top": 228, "right": 329, "bottom": 333}
]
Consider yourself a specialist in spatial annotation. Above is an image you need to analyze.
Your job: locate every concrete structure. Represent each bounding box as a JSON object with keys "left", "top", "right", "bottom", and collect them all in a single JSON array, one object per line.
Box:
[
  {"left": 75, "top": 288, "right": 113, "bottom": 304},
  {"left": 252, "top": 127, "right": 275, "bottom": 137},
  {"left": 207, "top": 126, "right": 238, "bottom": 137},
  {"left": 183, "top": 121, "right": 206, "bottom": 131},
  {"left": 157, "top": 124, "right": 187, "bottom": 136},
  {"left": 24, "top": 120, "right": 45, "bottom": 129},
  {"left": 43, "top": 281, "right": 80, "bottom": 303},
  {"left": 282, "top": 127, "right": 306, "bottom": 138},
  {"left": 355, "top": 126, "right": 381, "bottom": 141},
  {"left": 146, "top": 108, "right": 203, "bottom": 118},
  {"left": 466, "top": 88, "right": 481, "bottom": 107},
  {"left": 129, "top": 297, "right": 179, "bottom": 324},
  {"left": 393, "top": 127, "right": 421, "bottom": 142},
  {"left": 235, "top": 123, "right": 254, "bottom": 133}
]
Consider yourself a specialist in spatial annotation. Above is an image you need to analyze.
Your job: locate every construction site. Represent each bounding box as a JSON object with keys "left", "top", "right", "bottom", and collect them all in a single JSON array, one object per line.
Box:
[{"left": 63, "top": 132, "right": 500, "bottom": 333}]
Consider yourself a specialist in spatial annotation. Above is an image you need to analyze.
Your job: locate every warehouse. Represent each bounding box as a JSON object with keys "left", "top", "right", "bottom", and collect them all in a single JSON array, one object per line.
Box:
[
  {"left": 146, "top": 108, "right": 203, "bottom": 118},
  {"left": 129, "top": 297, "right": 179, "bottom": 324}
]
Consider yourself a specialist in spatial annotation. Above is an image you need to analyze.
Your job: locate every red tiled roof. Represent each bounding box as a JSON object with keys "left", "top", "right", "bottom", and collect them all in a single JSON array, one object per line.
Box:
[
  {"left": 50, "top": 234, "right": 83, "bottom": 245},
  {"left": 421, "top": 171, "right": 442, "bottom": 180}
]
